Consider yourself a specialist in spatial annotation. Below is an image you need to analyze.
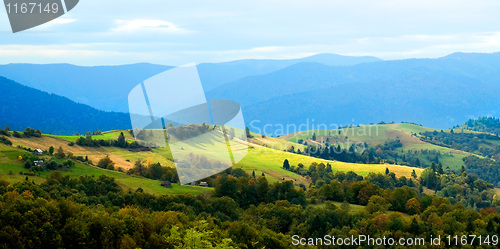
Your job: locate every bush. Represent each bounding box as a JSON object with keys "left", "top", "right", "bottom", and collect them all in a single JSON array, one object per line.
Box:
[
  {"left": 97, "top": 156, "right": 114, "bottom": 169},
  {"left": 0, "top": 137, "right": 12, "bottom": 145}
]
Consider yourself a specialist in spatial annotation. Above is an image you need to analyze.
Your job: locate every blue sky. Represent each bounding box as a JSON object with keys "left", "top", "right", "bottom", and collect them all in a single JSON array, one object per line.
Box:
[{"left": 1, "top": 0, "right": 500, "bottom": 65}]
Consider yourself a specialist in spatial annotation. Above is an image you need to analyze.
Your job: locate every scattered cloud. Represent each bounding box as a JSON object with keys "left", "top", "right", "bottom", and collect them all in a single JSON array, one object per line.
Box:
[{"left": 112, "top": 19, "right": 188, "bottom": 33}]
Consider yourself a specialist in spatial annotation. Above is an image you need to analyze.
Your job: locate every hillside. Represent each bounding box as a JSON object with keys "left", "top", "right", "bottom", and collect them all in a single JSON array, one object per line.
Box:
[
  {"left": 0, "top": 126, "right": 424, "bottom": 194},
  {"left": 207, "top": 52, "right": 500, "bottom": 134},
  {"left": 0, "top": 54, "right": 379, "bottom": 113},
  {"left": 283, "top": 123, "right": 484, "bottom": 171},
  {"left": 0, "top": 143, "right": 209, "bottom": 195},
  {"left": 0, "top": 63, "right": 172, "bottom": 113},
  {"left": 198, "top": 53, "right": 381, "bottom": 91},
  {"left": 0, "top": 77, "right": 131, "bottom": 134}
]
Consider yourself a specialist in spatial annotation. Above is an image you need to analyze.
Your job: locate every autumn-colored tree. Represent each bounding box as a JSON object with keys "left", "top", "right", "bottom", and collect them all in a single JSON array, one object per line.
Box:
[{"left": 405, "top": 197, "right": 421, "bottom": 215}]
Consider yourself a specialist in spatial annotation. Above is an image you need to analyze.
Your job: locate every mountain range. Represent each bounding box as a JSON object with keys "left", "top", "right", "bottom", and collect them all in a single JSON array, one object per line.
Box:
[
  {"left": 0, "top": 53, "right": 379, "bottom": 113},
  {"left": 1, "top": 52, "right": 499, "bottom": 135},
  {"left": 206, "top": 52, "right": 500, "bottom": 134},
  {"left": 0, "top": 76, "right": 131, "bottom": 134}
]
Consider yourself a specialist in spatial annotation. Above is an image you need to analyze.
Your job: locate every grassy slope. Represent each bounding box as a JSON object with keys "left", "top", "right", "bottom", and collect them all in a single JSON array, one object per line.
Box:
[
  {"left": 0, "top": 143, "right": 210, "bottom": 195},
  {"left": 2, "top": 128, "right": 423, "bottom": 191},
  {"left": 283, "top": 123, "right": 482, "bottom": 171}
]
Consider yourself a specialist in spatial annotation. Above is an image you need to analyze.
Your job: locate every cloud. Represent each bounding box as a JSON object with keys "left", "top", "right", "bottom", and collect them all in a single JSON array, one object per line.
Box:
[
  {"left": 38, "top": 18, "right": 76, "bottom": 28},
  {"left": 112, "top": 19, "right": 188, "bottom": 33}
]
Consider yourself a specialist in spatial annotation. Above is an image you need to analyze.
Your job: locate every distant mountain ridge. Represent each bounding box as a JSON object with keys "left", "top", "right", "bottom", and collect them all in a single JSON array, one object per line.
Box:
[
  {"left": 0, "top": 63, "right": 172, "bottom": 113},
  {"left": 206, "top": 52, "right": 500, "bottom": 134},
  {"left": 197, "top": 53, "right": 381, "bottom": 91},
  {"left": 3, "top": 52, "right": 500, "bottom": 135},
  {"left": 0, "top": 76, "right": 131, "bottom": 134},
  {"left": 0, "top": 53, "right": 381, "bottom": 113}
]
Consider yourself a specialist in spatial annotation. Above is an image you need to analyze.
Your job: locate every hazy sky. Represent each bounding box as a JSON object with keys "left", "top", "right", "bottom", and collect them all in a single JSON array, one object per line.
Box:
[{"left": 1, "top": 0, "right": 500, "bottom": 65}]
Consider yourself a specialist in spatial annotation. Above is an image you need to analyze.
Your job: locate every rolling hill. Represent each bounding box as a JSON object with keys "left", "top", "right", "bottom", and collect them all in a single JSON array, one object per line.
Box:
[
  {"left": 0, "top": 54, "right": 380, "bottom": 113},
  {"left": 207, "top": 52, "right": 500, "bottom": 135},
  {"left": 283, "top": 123, "right": 485, "bottom": 171},
  {"left": 0, "top": 76, "right": 131, "bottom": 134},
  {"left": 0, "top": 63, "right": 172, "bottom": 113},
  {"left": 0, "top": 125, "right": 424, "bottom": 195}
]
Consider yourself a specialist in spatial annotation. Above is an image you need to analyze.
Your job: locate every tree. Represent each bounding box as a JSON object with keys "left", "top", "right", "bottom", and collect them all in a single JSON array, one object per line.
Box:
[
  {"left": 366, "top": 195, "right": 391, "bottom": 213},
  {"left": 97, "top": 155, "right": 114, "bottom": 170},
  {"left": 312, "top": 133, "right": 316, "bottom": 141},
  {"left": 24, "top": 161, "right": 32, "bottom": 169},
  {"left": 409, "top": 217, "right": 420, "bottom": 234},
  {"left": 55, "top": 146, "right": 65, "bottom": 159},
  {"left": 245, "top": 127, "right": 252, "bottom": 138},
  {"left": 133, "top": 160, "right": 144, "bottom": 175},
  {"left": 385, "top": 168, "right": 390, "bottom": 175},
  {"left": 437, "top": 163, "right": 444, "bottom": 174},
  {"left": 252, "top": 170, "right": 256, "bottom": 178},
  {"left": 405, "top": 198, "right": 421, "bottom": 215},
  {"left": 411, "top": 170, "right": 417, "bottom": 179},
  {"left": 116, "top": 132, "right": 127, "bottom": 148},
  {"left": 282, "top": 159, "right": 290, "bottom": 170},
  {"left": 149, "top": 163, "right": 163, "bottom": 180},
  {"left": 48, "top": 146, "right": 54, "bottom": 155}
]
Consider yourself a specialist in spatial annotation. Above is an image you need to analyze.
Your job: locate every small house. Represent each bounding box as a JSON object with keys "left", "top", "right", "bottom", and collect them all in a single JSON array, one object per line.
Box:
[
  {"left": 33, "top": 149, "right": 43, "bottom": 156},
  {"left": 161, "top": 181, "right": 172, "bottom": 188},
  {"left": 190, "top": 181, "right": 197, "bottom": 186},
  {"left": 199, "top": 182, "right": 209, "bottom": 187},
  {"left": 33, "top": 160, "right": 44, "bottom": 167}
]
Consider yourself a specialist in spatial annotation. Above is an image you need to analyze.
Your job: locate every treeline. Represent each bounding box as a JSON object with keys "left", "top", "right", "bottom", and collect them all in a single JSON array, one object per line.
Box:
[
  {"left": 285, "top": 160, "right": 496, "bottom": 211},
  {"left": 290, "top": 137, "right": 444, "bottom": 168},
  {"left": 463, "top": 117, "right": 500, "bottom": 136},
  {"left": 288, "top": 141, "right": 377, "bottom": 164},
  {"left": 419, "top": 162, "right": 495, "bottom": 209},
  {"left": 420, "top": 130, "right": 500, "bottom": 159},
  {"left": 129, "top": 159, "right": 179, "bottom": 183},
  {"left": 1, "top": 168, "right": 500, "bottom": 248},
  {"left": 463, "top": 156, "right": 500, "bottom": 187},
  {"left": 75, "top": 132, "right": 143, "bottom": 149},
  {"left": 0, "top": 125, "right": 42, "bottom": 138}
]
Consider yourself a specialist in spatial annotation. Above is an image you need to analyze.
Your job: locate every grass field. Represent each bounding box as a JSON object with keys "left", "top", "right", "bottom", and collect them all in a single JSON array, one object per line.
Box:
[
  {"left": 0, "top": 144, "right": 210, "bottom": 195},
  {"left": 48, "top": 130, "right": 136, "bottom": 143},
  {"left": 1, "top": 126, "right": 426, "bottom": 194},
  {"left": 282, "top": 123, "right": 482, "bottom": 171},
  {"left": 314, "top": 201, "right": 411, "bottom": 217}
]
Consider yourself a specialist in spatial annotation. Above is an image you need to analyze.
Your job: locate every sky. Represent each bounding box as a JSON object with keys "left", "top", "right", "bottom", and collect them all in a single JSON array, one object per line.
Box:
[{"left": 1, "top": 0, "right": 500, "bottom": 66}]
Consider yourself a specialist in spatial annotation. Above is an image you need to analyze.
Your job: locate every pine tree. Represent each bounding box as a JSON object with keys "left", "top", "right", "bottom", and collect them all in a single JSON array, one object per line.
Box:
[
  {"left": 437, "top": 163, "right": 444, "bottom": 174},
  {"left": 385, "top": 168, "right": 389, "bottom": 175},
  {"left": 252, "top": 170, "right": 256, "bottom": 178},
  {"left": 117, "top": 132, "right": 126, "bottom": 148},
  {"left": 283, "top": 159, "right": 290, "bottom": 170},
  {"left": 245, "top": 127, "right": 252, "bottom": 138}
]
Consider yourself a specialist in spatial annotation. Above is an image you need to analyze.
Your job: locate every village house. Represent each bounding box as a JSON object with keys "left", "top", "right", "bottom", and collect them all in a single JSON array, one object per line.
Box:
[
  {"left": 33, "top": 160, "right": 44, "bottom": 167},
  {"left": 33, "top": 148, "right": 43, "bottom": 156}
]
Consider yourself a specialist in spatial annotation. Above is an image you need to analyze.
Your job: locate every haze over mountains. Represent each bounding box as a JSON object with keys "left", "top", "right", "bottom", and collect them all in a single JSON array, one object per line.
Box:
[
  {"left": 207, "top": 52, "right": 500, "bottom": 134},
  {"left": 0, "top": 77, "right": 131, "bottom": 134},
  {"left": 0, "top": 53, "right": 378, "bottom": 113},
  {"left": 1, "top": 52, "right": 499, "bottom": 135}
]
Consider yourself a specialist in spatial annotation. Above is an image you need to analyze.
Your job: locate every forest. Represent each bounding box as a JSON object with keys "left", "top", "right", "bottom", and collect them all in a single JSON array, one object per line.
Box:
[{"left": 1, "top": 162, "right": 499, "bottom": 248}]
